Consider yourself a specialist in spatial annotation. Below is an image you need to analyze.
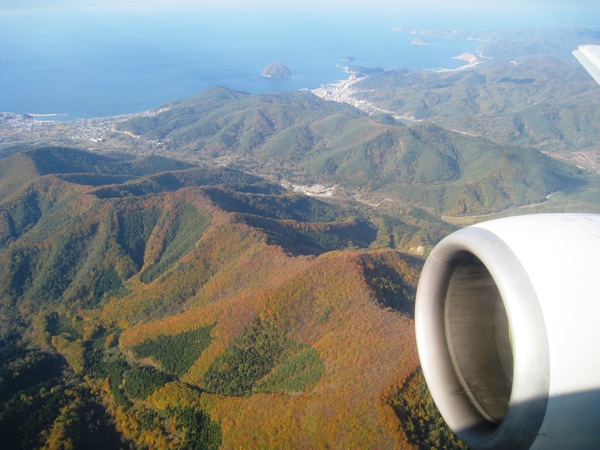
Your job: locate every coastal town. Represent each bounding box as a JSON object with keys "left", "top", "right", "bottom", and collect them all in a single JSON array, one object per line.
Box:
[
  {"left": 311, "top": 74, "right": 395, "bottom": 116},
  {"left": 0, "top": 108, "right": 169, "bottom": 148}
]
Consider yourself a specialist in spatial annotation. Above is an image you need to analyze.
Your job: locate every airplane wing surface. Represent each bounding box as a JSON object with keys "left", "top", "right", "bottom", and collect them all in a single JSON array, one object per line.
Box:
[{"left": 573, "top": 45, "right": 600, "bottom": 85}]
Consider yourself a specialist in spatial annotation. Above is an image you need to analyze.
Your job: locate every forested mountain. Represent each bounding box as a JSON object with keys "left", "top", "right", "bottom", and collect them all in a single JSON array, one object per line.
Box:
[
  {"left": 353, "top": 56, "right": 600, "bottom": 159},
  {"left": 117, "top": 87, "right": 600, "bottom": 216},
  {"left": 0, "top": 147, "right": 465, "bottom": 449}
]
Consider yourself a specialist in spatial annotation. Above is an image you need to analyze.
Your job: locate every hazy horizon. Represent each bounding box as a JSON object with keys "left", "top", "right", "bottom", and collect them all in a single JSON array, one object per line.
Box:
[{"left": 2, "top": 0, "right": 598, "bottom": 26}]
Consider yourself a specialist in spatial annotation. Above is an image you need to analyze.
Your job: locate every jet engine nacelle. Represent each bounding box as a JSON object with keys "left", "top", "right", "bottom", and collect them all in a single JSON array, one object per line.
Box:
[{"left": 415, "top": 213, "right": 600, "bottom": 449}]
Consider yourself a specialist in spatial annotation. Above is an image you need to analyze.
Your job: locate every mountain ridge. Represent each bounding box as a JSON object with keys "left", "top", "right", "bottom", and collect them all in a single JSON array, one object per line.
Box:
[
  {"left": 353, "top": 56, "right": 600, "bottom": 161},
  {"left": 116, "top": 91, "right": 598, "bottom": 215}
]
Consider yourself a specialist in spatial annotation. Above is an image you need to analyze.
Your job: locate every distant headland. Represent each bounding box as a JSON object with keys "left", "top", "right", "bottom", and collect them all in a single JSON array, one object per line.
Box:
[
  {"left": 411, "top": 37, "right": 434, "bottom": 46},
  {"left": 261, "top": 62, "right": 292, "bottom": 78}
]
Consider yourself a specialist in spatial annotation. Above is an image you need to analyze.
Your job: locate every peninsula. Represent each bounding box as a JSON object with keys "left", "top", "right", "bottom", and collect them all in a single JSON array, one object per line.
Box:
[{"left": 412, "top": 37, "right": 434, "bottom": 46}]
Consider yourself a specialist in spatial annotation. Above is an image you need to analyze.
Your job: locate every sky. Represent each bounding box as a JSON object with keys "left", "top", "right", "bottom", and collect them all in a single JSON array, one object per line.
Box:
[
  {"left": 0, "top": 1, "right": 598, "bottom": 33},
  {"left": 0, "top": 1, "right": 597, "bottom": 36},
  {"left": 2, "top": 0, "right": 599, "bottom": 20}
]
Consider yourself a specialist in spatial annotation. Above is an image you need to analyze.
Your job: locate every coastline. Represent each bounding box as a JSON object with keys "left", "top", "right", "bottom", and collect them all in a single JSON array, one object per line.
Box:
[
  {"left": 312, "top": 47, "right": 488, "bottom": 115},
  {"left": 1, "top": 107, "right": 171, "bottom": 144},
  {"left": 27, "top": 113, "right": 70, "bottom": 118}
]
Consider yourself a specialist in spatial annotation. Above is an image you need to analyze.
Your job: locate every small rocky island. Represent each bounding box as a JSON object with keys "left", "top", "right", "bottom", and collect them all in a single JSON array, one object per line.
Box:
[{"left": 261, "top": 62, "right": 292, "bottom": 78}]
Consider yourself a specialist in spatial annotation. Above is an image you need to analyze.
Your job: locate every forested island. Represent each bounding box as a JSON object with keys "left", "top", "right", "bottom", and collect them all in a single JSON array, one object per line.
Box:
[{"left": 261, "top": 62, "right": 292, "bottom": 78}]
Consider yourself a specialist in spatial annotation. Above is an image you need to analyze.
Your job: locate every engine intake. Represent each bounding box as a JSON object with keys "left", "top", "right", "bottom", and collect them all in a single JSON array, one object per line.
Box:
[{"left": 415, "top": 214, "right": 600, "bottom": 449}]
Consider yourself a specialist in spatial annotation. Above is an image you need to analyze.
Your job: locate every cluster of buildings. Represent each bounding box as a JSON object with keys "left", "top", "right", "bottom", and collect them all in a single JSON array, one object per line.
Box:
[
  {"left": 311, "top": 77, "right": 394, "bottom": 116},
  {"left": 0, "top": 108, "right": 169, "bottom": 143}
]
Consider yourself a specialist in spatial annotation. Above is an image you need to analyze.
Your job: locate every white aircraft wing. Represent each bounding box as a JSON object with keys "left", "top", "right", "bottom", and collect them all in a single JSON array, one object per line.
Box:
[{"left": 573, "top": 44, "right": 600, "bottom": 85}]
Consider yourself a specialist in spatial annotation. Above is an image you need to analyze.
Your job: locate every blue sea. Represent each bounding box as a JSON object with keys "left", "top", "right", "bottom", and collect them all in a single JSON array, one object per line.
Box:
[{"left": 0, "top": 5, "right": 595, "bottom": 119}]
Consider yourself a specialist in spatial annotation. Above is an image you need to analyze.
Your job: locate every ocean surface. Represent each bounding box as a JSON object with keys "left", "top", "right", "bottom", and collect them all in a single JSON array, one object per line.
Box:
[{"left": 0, "top": 6, "right": 594, "bottom": 119}]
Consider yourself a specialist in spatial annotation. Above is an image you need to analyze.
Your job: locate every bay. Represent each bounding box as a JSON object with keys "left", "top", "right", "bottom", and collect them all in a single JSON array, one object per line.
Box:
[{"left": 0, "top": 8, "right": 519, "bottom": 119}]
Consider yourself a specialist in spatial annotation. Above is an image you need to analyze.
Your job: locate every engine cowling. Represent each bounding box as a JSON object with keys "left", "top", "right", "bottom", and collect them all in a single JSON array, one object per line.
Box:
[{"left": 415, "top": 213, "right": 600, "bottom": 449}]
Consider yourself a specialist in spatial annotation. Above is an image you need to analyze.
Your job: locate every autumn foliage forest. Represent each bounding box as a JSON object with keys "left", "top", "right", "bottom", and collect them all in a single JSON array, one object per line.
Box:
[{"left": 0, "top": 146, "right": 468, "bottom": 448}]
